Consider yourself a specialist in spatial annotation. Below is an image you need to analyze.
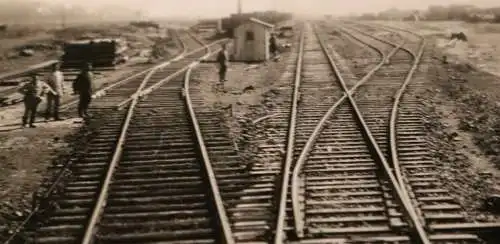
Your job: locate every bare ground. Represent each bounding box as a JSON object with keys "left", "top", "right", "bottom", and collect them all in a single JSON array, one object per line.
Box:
[
  {"left": 189, "top": 37, "right": 297, "bottom": 158},
  {"left": 373, "top": 21, "right": 500, "bottom": 77},
  {"left": 0, "top": 33, "right": 182, "bottom": 238},
  {"left": 0, "top": 119, "right": 81, "bottom": 236},
  {"left": 0, "top": 23, "right": 175, "bottom": 74},
  {"left": 420, "top": 60, "right": 500, "bottom": 221},
  {"left": 364, "top": 21, "right": 500, "bottom": 221}
]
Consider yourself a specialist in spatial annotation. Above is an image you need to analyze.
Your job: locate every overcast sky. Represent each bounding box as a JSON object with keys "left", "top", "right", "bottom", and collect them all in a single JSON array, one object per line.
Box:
[{"left": 4, "top": 0, "right": 500, "bottom": 18}]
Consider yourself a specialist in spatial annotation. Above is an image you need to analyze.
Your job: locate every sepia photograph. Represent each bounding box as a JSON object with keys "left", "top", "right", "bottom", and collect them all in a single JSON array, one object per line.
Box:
[{"left": 0, "top": 0, "right": 500, "bottom": 243}]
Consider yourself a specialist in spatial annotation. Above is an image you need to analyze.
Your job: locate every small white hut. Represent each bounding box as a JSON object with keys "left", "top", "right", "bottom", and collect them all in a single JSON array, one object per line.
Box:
[{"left": 233, "top": 17, "right": 274, "bottom": 62}]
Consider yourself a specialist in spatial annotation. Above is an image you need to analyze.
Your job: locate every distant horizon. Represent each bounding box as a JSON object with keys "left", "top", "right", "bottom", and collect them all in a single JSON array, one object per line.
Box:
[
  {"left": 1, "top": 0, "right": 500, "bottom": 24},
  {"left": 1, "top": 0, "right": 500, "bottom": 19}
]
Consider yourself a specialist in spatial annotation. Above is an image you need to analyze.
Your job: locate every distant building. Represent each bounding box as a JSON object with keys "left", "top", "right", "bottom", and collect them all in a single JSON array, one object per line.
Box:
[
  {"left": 468, "top": 13, "right": 496, "bottom": 22},
  {"left": 194, "top": 19, "right": 222, "bottom": 33},
  {"left": 233, "top": 18, "right": 274, "bottom": 62}
]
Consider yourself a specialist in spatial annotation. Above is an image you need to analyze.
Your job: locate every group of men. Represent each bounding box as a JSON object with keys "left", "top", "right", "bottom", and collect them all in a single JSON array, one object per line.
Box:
[
  {"left": 17, "top": 62, "right": 94, "bottom": 128},
  {"left": 17, "top": 34, "right": 280, "bottom": 128}
]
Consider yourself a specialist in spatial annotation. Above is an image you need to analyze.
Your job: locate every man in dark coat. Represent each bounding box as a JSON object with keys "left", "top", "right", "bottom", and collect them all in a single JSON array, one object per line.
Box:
[
  {"left": 217, "top": 43, "right": 229, "bottom": 87},
  {"left": 73, "top": 63, "right": 94, "bottom": 118},
  {"left": 18, "top": 73, "right": 56, "bottom": 127},
  {"left": 269, "top": 33, "right": 278, "bottom": 57}
]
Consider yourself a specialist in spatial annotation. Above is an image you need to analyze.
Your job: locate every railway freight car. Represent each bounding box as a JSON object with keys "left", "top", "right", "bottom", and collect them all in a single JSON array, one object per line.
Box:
[{"left": 61, "top": 38, "right": 128, "bottom": 68}]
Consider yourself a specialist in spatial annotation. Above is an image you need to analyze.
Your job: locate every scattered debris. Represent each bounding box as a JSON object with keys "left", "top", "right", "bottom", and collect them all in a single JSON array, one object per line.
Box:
[
  {"left": 252, "top": 113, "right": 280, "bottom": 125},
  {"left": 243, "top": 85, "right": 255, "bottom": 93},
  {"left": 19, "top": 49, "right": 34, "bottom": 57},
  {"left": 484, "top": 195, "right": 500, "bottom": 213},
  {"left": 451, "top": 32, "right": 468, "bottom": 42}
]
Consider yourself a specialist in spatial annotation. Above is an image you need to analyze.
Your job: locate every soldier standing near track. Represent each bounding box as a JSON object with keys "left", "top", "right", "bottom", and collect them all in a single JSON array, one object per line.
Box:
[
  {"left": 73, "top": 63, "right": 94, "bottom": 118},
  {"left": 217, "top": 43, "right": 229, "bottom": 89},
  {"left": 18, "top": 73, "right": 56, "bottom": 128},
  {"left": 45, "top": 62, "right": 65, "bottom": 121}
]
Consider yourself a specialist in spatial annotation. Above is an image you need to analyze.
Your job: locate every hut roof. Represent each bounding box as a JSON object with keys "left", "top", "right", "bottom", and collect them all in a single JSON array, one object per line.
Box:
[{"left": 248, "top": 18, "right": 274, "bottom": 28}]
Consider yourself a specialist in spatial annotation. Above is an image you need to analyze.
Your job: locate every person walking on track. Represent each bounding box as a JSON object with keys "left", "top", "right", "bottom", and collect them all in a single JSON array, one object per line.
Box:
[
  {"left": 18, "top": 73, "right": 56, "bottom": 128},
  {"left": 45, "top": 62, "right": 65, "bottom": 121},
  {"left": 217, "top": 43, "right": 229, "bottom": 89},
  {"left": 73, "top": 63, "right": 94, "bottom": 118}
]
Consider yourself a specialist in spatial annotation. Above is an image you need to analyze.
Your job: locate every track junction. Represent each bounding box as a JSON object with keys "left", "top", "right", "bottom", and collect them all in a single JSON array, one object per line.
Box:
[{"left": 2, "top": 20, "right": 499, "bottom": 244}]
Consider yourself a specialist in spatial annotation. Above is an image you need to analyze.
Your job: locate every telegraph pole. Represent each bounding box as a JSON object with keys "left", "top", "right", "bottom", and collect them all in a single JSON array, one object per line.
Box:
[
  {"left": 62, "top": 8, "right": 66, "bottom": 29},
  {"left": 61, "top": 4, "right": 71, "bottom": 29}
]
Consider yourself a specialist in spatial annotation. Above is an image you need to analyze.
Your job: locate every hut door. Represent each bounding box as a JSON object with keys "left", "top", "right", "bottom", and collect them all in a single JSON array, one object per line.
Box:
[{"left": 245, "top": 30, "right": 255, "bottom": 60}]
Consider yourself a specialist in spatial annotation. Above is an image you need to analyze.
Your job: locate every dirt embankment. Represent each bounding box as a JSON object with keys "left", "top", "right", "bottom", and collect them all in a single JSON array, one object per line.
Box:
[
  {"left": 376, "top": 21, "right": 500, "bottom": 77},
  {"left": 417, "top": 40, "right": 500, "bottom": 221},
  {"left": 0, "top": 118, "right": 94, "bottom": 240}
]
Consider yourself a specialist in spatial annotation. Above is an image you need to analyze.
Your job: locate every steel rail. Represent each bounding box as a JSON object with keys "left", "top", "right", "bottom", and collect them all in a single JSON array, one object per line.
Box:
[
  {"left": 273, "top": 27, "right": 305, "bottom": 244},
  {"left": 58, "top": 29, "right": 189, "bottom": 112},
  {"left": 117, "top": 39, "right": 228, "bottom": 108},
  {"left": 351, "top": 21, "right": 421, "bottom": 56},
  {"left": 0, "top": 29, "right": 190, "bottom": 244},
  {"left": 373, "top": 21, "right": 500, "bottom": 79},
  {"left": 380, "top": 21, "right": 500, "bottom": 236},
  {"left": 355, "top": 22, "right": 432, "bottom": 244},
  {"left": 138, "top": 39, "right": 228, "bottom": 98},
  {"left": 274, "top": 22, "right": 398, "bottom": 242},
  {"left": 346, "top": 23, "right": 431, "bottom": 233},
  {"left": 322, "top": 24, "right": 431, "bottom": 244},
  {"left": 184, "top": 51, "right": 235, "bottom": 244},
  {"left": 344, "top": 23, "right": 423, "bottom": 191},
  {"left": 356, "top": 20, "right": 500, "bottom": 239},
  {"left": 290, "top": 22, "right": 403, "bottom": 238},
  {"left": 81, "top": 34, "right": 220, "bottom": 244},
  {"left": 384, "top": 22, "right": 500, "bottom": 236},
  {"left": 107, "top": 31, "right": 197, "bottom": 109},
  {"left": 351, "top": 20, "right": 500, "bottom": 238},
  {"left": 290, "top": 22, "right": 432, "bottom": 244},
  {"left": 0, "top": 60, "right": 59, "bottom": 82}
]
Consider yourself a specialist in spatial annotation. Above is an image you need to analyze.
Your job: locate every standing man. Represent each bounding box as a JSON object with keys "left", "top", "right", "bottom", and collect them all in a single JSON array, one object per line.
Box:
[
  {"left": 18, "top": 73, "right": 56, "bottom": 128},
  {"left": 73, "top": 63, "right": 94, "bottom": 118},
  {"left": 269, "top": 33, "right": 278, "bottom": 58},
  {"left": 216, "top": 43, "right": 229, "bottom": 89},
  {"left": 45, "top": 62, "right": 65, "bottom": 121}
]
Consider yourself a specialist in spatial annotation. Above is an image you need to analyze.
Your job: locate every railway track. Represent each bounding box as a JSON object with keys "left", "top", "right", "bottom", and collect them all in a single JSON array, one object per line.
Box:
[
  {"left": 56, "top": 30, "right": 198, "bottom": 116},
  {"left": 316, "top": 23, "right": 381, "bottom": 80},
  {"left": 187, "top": 25, "right": 305, "bottom": 243},
  {"left": 4, "top": 19, "right": 497, "bottom": 244},
  {"left": 270, "top": 21, "right": 488, "bottom": 243},
  {"left": 285, "top": 22, "right": 418, "bottom": 243},
  {"left": 0, "top": 29, "right": 183, "bottom": 108},
  {"left": 345, "top": 23, "right": 483, "bottom": 237},
  {"left": 3, "top": 31, "right": 229, "bottom": 243}
]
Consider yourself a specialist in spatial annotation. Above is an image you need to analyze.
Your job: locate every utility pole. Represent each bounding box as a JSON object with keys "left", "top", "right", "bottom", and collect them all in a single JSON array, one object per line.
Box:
[
  {"left": 62, "top": 4, "right": 71, "bottom": 29},
  {"left": 237, "top": 0, "right": 242, "bottom": 14},
  {"left": 62, "top": 8, "right": 66, "bottom": 29}
]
